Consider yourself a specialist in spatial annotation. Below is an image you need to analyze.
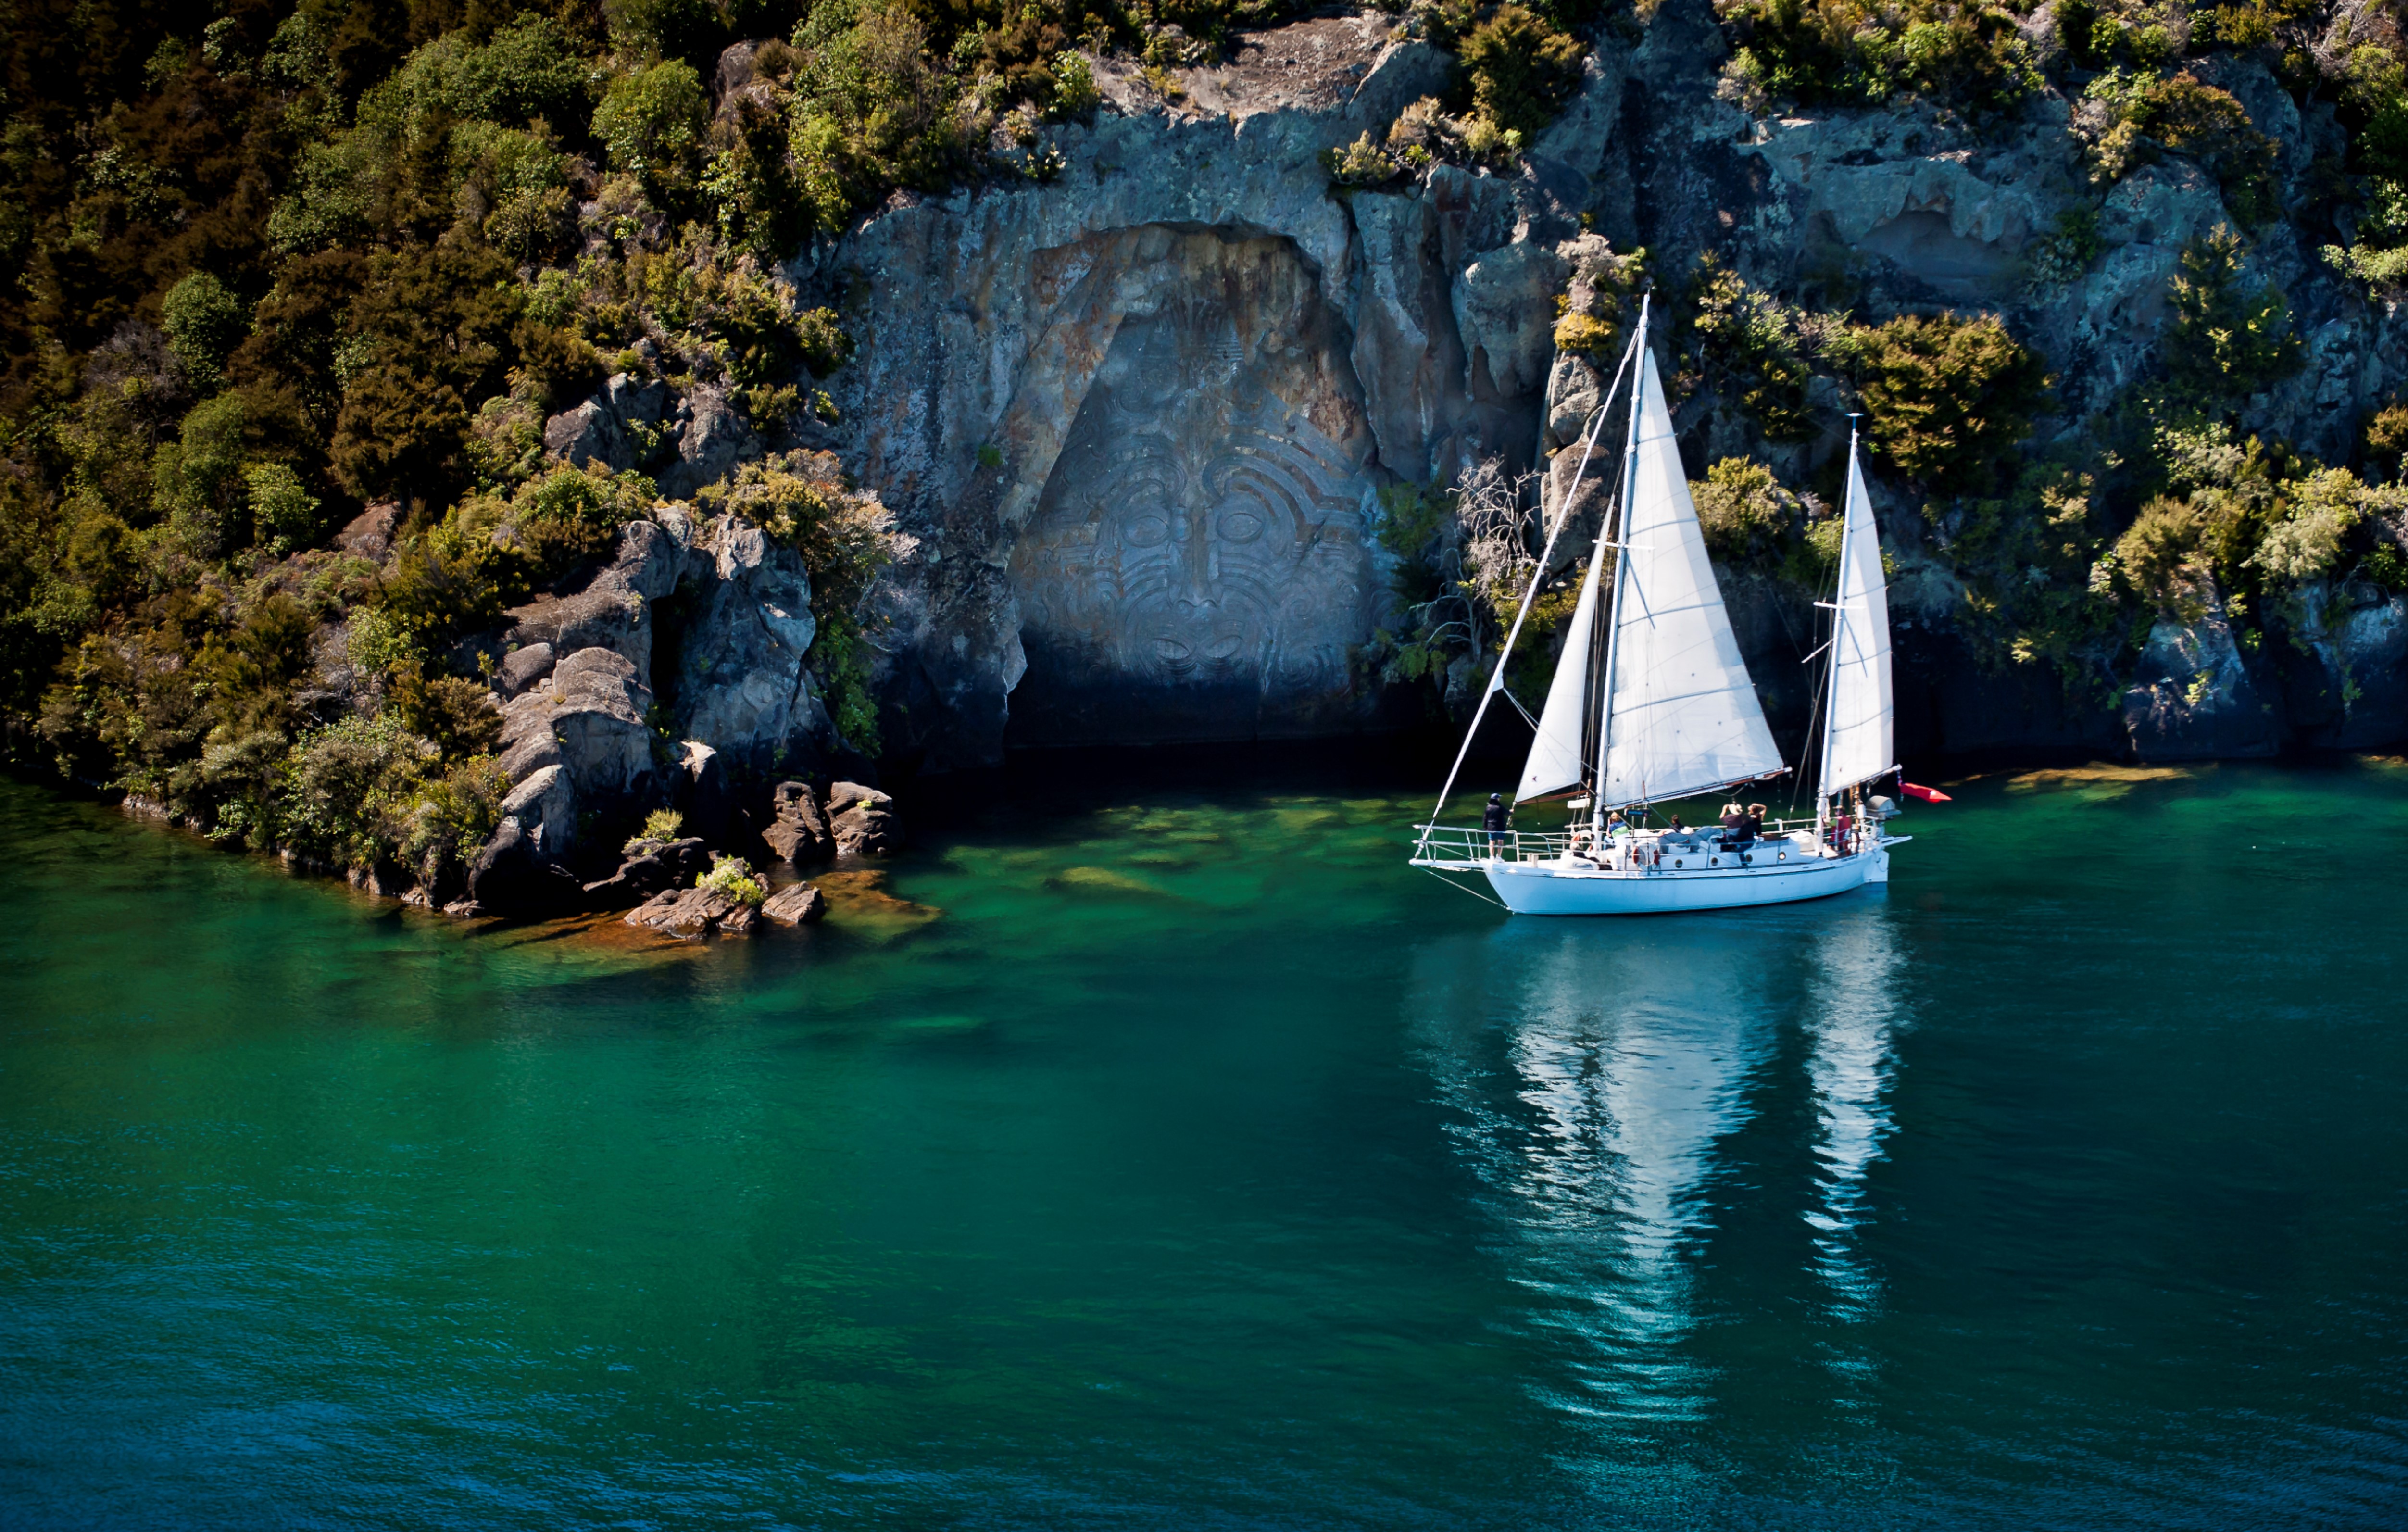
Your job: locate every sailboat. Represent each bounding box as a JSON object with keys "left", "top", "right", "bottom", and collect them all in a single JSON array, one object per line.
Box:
[{"left": 1410, "top": 297, "right": 1909, "bottom": 915}]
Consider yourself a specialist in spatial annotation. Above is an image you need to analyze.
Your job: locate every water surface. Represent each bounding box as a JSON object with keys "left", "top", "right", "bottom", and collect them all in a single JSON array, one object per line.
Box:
[{"left": 1, "top": 758, "right": 2403, "bottom": 1528}]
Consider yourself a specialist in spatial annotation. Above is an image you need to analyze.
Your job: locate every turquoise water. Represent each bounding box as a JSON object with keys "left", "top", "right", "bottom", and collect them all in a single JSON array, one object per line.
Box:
[{"left": 1, "top": 758, "right": 2404, "bottom": 1528}]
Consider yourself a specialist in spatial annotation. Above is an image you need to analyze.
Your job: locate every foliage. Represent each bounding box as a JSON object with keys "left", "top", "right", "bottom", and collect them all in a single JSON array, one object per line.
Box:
[
  {"left": 698, "top": 451, "right": 912, "bottom": 749},
  {"left": 161, "top": 273, "right": 248, "bottom": 393},
  {"left": 1553, "top": 240, "right": 1647, "bottom": 362},
  {"left": 1716, "top": 0, "right": 2042, "bottom": 114},
  {"left": 698, "top": 853, "right": 769, "bottom": 904},
  {"left": 1681, "top": 256, "right": 1823, "bottom": 443},
  {"left": 2078, "top": 71, "right": 2280, "bottom": 227},
  {"left": 1836, "top": 312, "right": 2051, "bottom": 493},
  {"left": 2163, "top": 226, "right": 2303, "bottom": 408},
  {"left": 641, "top": 807, "right": 687, "bottom": 842},
  {"left": 1456, "top": 6, "right": 1587, "bottom": 139},
  {"left": 597, "top": 61, "right": 712, "bottom": 200},
  {"left": 1693, "top": 457, "right": 1802, "bottom": 564},
  {"left": 1325, "top": 132, "right": 1407, "bottom": 187}
]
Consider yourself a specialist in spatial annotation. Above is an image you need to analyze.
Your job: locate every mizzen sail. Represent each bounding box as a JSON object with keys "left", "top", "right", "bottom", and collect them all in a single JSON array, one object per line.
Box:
[
  {"left": 1817, "top": 436, "right": 1894, "bottom": 798},
  {"left": 1597, "top": 350, "right": 1784, "bottom": 807}
]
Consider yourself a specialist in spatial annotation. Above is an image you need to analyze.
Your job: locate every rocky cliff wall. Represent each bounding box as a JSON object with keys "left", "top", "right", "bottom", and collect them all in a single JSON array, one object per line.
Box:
[{"left": 539, "top": 4, "right": 2408, "bottom": 773}]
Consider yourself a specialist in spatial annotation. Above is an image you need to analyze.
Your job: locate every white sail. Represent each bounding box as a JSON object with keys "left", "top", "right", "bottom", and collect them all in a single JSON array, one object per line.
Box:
[
  {"left": 1818, "top": 440, "right": 1894, "bottom": 798},
  {"left": 1515, "top": 538, "right": 1607, "bottom": 800},
  {"left": 1598, "top": 351, "right": 1784, "bottom": 807}
]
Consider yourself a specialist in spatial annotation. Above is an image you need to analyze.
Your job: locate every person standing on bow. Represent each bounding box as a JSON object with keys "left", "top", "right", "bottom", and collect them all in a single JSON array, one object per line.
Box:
[{"left": 1483, "top": 793, "right": 1511, "bottom": 859}]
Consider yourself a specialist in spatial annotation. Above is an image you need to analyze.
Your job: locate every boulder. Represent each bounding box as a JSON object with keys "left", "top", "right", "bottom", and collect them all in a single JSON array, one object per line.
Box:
[
  {"left": 494, "top": 641, "right": 557, "bottom": 698},
  {"left": 623, "top": 884, "right": 754, "bottom": 939},
  {"left": 500, "top": 763, "right": 577, "bottom": 859},
  {"left": 761, "top": 882, "right": 828, "bottom": 926},
  {"left": 580, "top": 852, "right": 675, "bottom": 909},
  {"left": 333, "top": 502, "right": 403, "bottom": 562},
  {"left": 827, "top": 781, "right": 900, "bottom": 857},
  {"left": 657, "top": 385, "right": 758, "bottom": 498},
  {"left": 762, "top": 780, "right": 831, "bottom": 864},
  {"left": 493, "top": 646, "right": 660, "bottom": 814},
  {"left": 543, "top": 397, "right": 633, "bottom": 471}
]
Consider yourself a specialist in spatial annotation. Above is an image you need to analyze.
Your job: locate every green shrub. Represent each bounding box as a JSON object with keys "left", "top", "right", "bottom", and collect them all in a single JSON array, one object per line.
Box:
[
  {"left": 387, "top": 662, "right": 504, "bottom": 762},
  {"left": 161, "top": 273, "right": 248, "bottom": 392},
  {"left": 1325, "top": 132, "right": 1406, "bottom": 187},
  {"left": 596, "top": 60, "right": 712, "bottom": 199},
  {"left": 1838, "top": 312, "right": 2050, "bottom": 493},
  {"left": 1693, "top": 457, "right": 1800, "bottom": 564},
  {"left": 245, "top": 463, "right": 321, "bottom": 550},
  {"left": 1718, "top": 0, "right": 2039, "bottom": 114},
  {"left": 2082, "top": 72, "right": 2280, "bottom": 227},
  {"left": 641, "top": 807, "right": 686, "bottom": 842},
  {"left": 1457, "top": 6, "right": 1586, "bottom": 138},
  {"left": 698, "top": 853, "right": 768, "bottom": 904},
  {"left": 1683, "top": 257, "right": 1820, "bottom": 443},
  {"left": 2164, "top": 226, "right": 2303, "bottom": 408}
]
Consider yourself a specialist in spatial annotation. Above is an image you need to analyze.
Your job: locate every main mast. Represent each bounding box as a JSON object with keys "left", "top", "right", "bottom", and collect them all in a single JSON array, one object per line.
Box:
[{"left": 1590, "top": 294, "right": 1650, "bottom": 830}]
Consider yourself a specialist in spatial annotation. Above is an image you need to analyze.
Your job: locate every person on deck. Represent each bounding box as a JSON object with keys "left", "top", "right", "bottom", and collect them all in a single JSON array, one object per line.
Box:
[
  {"left": 1484, "top": 793, "right": 1511, "bottom": 858},
  {"left": 1746, "top": 804, "right": 1767, "bottom": 841},
  {"left": 1720, "top": 803, "right": 1751, "bottom": 844},
  {"left": 1606, "top": 811, "right": 1635, "bottom": 867}
]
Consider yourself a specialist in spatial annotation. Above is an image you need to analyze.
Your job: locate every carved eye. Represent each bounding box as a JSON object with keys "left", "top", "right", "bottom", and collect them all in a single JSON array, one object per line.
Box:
[
  {"left": 1219, "top": 509, "right": 1267, "bottom": 544},
  {"left": 1121, "top": 515, "right": 1170, "bottom": 548}
]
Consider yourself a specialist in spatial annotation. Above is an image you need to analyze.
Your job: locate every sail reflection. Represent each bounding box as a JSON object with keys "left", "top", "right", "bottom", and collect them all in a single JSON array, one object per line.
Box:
[
  {"left": 1800, "top": 906, "right": 1906, "bottom": 1321},
  {"left": 1410, "top": 923, "right": 1781, "bottom": 1421}
]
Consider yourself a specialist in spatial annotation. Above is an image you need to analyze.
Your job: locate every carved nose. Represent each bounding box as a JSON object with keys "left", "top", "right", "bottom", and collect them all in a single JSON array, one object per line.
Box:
[{"left": 1176, "top": 510, "right": 1216, "bottom": 608}]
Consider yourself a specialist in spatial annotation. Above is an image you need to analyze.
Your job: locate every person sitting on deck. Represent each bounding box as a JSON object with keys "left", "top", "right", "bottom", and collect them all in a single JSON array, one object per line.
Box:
[
  {"left": 1746, "top": 803, "right": 1768, "bottom": 841},
  {"left": 1720, "top": 803, "right": 1751, "bottom": 844},
  {"left": 1605, "top": 811, "right": 1634, "bottom": 866}
]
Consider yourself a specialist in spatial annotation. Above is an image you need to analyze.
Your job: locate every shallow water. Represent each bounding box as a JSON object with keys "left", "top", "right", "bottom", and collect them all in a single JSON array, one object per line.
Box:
[{"left": 1, "top": 758, "right": 2404, "bottom": 1529}]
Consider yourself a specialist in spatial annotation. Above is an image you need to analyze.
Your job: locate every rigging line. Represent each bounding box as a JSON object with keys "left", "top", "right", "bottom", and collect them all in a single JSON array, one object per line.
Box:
[
  {"left": 1421, "top": 867, "right": 1512, "bottom": 910},
  {"left": 1501, "top": 687, "right": 1539, "bottom": 729},
  {"left": 1418, "top": 326, "right": 1643, "bottom": 844}
]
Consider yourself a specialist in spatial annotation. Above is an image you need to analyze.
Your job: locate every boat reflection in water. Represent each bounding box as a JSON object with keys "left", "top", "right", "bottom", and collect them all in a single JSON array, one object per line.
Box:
[
  {"left": 1802, "top": 908, "right": 1906, "bottom": 1324},
  {"left": 1409, "top": 898, "right": 1908, "bottom": 1425}
]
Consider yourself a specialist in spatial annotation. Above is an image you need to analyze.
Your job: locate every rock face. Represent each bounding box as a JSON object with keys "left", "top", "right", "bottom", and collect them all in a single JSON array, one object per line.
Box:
[
  {"left": 765, "top": 6, "right": 2408, "bottom": 767},
  {"left": 1003, "top": 229, "right": 1383, "bottom": 745},
  {"left": 762, "top": 780, "right": 831, "bottom": 864},
  {"left": 827, "top": 781, "right": 900, "bottom": 858},
  {"left": 2123, "top": 606, "right": 2283, "bottom": 762}
]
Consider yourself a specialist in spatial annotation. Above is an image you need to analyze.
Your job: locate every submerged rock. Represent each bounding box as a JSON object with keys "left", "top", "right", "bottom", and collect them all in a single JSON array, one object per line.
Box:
[{"left": 761, "top": 882, "right": 828, "bottom": 925}]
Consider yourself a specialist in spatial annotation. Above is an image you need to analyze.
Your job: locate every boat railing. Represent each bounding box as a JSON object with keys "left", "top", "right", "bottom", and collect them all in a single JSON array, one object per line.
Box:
[{"left": 1414, "top": 817, "right": 1880, "bottom": 868}]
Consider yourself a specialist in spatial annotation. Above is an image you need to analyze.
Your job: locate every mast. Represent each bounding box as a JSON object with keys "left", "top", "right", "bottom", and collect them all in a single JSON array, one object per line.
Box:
[
  {"left": 1816, "top": 424, "right": 1896, "bottom": 810},
  {"left": 1816, "top": 423, "right": 1856, "bottom": 839},
  {"left": 1591, "top": 294, "right": 1649, "bottom": 829}
]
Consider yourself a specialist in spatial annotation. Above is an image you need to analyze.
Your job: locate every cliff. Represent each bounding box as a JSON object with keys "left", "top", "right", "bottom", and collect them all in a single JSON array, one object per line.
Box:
[{"left": 688, "top": 4, "right": 2402, "bottom": 771}]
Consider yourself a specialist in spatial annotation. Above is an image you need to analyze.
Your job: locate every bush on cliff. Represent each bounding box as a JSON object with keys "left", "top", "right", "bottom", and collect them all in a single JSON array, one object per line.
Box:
[
  {"left": 1835, "top": 313, "right": 2051, "bottom": 494},
  {"left": 1716, "top": 0, "right": 2042, "bottom": 115}
]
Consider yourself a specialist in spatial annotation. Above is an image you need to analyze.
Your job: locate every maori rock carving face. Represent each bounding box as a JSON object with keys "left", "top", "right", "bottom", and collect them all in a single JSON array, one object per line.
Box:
[{"left": 1011, "top": 287, "right": 1378, "bottom": 742}]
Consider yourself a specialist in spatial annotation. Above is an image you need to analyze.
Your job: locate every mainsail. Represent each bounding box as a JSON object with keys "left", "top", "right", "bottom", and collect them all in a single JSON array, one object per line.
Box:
[
  {"left": 1817, "top": 437, "right": 1894, "bottom": 798},
  {"left": 1595, "top": 350, "right": 1784, "bottom": 807}
]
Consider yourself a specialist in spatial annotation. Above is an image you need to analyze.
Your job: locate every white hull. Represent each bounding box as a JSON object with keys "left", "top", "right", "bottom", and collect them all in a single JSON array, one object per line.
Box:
[{"left": 1480, "top": 842, "right": 1891, "bottom": 916}]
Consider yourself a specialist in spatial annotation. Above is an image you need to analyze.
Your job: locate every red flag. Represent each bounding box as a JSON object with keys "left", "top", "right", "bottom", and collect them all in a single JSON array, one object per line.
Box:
[{"left": 1900, "top": 782, "right": 1952, "bottom": 803}]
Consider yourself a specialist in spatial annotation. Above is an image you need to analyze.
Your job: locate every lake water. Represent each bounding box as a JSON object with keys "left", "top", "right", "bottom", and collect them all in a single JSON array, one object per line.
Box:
[{"left": 2, "top": 756, "right": 2404, "bottom": 1529}]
